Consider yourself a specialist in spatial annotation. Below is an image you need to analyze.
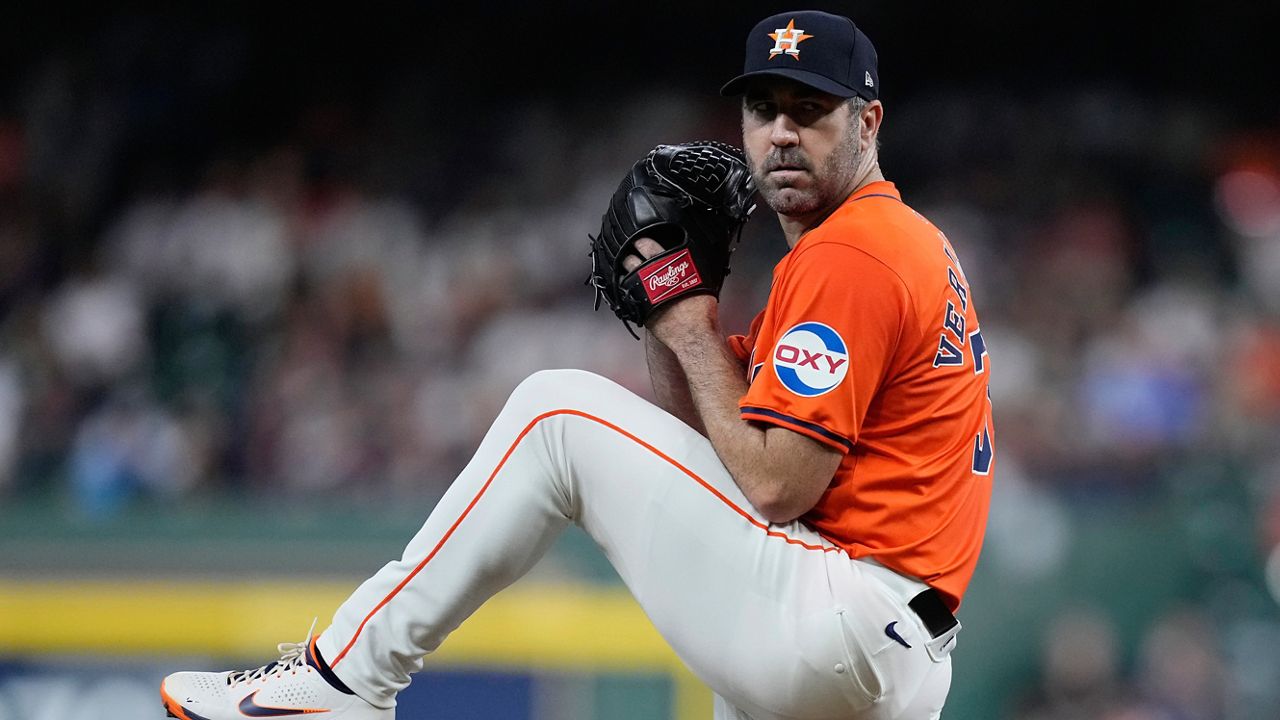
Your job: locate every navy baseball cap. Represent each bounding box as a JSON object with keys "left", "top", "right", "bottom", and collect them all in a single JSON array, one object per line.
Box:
[{"left": 720, "top": 10, "right": 879, "bottom": 101}]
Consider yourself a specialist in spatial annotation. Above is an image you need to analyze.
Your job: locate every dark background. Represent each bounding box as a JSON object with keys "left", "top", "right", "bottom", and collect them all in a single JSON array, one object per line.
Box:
[{"left": 4, "top": 1, "right": 1278, "bottom": 243}]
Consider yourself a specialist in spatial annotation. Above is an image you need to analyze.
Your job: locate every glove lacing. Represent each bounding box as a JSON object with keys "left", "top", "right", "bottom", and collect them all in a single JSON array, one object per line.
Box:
[{"left": 586, "top": 241, "right": 641, "bottom": 339}]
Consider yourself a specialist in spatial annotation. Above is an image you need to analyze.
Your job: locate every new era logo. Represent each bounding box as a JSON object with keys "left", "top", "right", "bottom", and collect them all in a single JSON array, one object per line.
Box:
[{"left": 865, "top": 71, "right": 874, "bottom": 88}]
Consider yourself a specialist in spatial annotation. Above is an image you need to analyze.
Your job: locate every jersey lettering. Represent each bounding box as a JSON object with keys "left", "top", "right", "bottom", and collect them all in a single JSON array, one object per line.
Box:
[
  {"left": 934, "top": 236, "right": 979, "bottom": 372},
  {"left": 933, "top": 334, "right": 965, "bottom": 368},
  {"left": 971, "top": 375, "right": 994, "bottom": 475},
  {"left": 969, "top": 328, "right": 988, "bottom": 374},
  {"left": 947, "top": 268, "right": 968, "bottom": 312},
  {"left": 972, "top": 424, "right": 993, "bottom": 475},
  {"left": 943, "top": 301, "right": 966, "bottom": 343},
  {"left": 939, "top": 233, "right": 969, "bottom": 283}
]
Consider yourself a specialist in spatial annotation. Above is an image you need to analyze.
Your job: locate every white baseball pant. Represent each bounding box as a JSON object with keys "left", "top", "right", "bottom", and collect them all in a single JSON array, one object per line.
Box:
[{"left": 315, "top": 369, "right": 954, "bottom": 720}]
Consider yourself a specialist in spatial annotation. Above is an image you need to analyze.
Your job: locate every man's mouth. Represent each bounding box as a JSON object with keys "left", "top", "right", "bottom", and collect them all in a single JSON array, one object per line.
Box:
[{"left": 767, "top": 162, "right": 808, "bottom": 173}]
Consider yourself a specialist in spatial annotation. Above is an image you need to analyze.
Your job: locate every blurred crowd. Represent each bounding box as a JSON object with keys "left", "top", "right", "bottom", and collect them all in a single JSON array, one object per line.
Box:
[
  {"left": 1012, "top": 607, "right": 1230, "bottom": 720},
  {"left": 0, "top": 46, "right": 722, "bottom": 508},
  {"left": 2, "top": 12, "right": 1280, "bottom": 720}
]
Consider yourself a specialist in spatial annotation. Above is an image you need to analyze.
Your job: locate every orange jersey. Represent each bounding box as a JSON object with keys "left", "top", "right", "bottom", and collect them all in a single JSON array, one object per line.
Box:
[{"left": 728, "top": 181, "right": 994, "bottom": 610}]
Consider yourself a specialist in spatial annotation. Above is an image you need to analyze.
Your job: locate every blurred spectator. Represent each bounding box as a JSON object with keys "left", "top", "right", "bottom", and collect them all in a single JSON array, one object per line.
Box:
[
  {"left": 981, "top": 454, "right": 1071, "bottom": 582},
  {"left": 68, "top": 386, "right": 198, "bottom": 516},
  {"left": 1135, "top": 609, "right": 1226, "bottom": 720},
  {"left": 106, "top": 167, "right": 295, "bottom": 323},
  {"left": 41, "top": 272, "right": 146, "bottom": 386},
  {"left": 1013, "top": 607, "right": 1236, "bottom": 720},
  {"left": 0, "top": 357, "right": 22, "bottom": 492},
  {"left": 1012, "top": 608, "right": 1129, "bottom": 720},
  {"left": 1215, "top": 165, "right": 1280, "bottom": 314}
]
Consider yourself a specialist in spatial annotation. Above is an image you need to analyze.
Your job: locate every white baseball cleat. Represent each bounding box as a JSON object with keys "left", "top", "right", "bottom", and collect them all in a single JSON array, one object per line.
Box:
[{"left": 160, "top": 623, "right": 391, "bottom": 720}]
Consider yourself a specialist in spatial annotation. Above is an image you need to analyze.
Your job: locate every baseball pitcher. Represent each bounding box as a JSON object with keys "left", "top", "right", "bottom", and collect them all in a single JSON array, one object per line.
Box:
[{"left": 162, "top": 10, "right": 993, "bottom": 720}]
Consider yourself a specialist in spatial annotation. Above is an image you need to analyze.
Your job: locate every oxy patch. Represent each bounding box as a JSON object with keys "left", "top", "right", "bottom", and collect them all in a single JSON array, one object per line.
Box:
[{"left": 772, "top": 322, "right": 849, "bottom": 397}]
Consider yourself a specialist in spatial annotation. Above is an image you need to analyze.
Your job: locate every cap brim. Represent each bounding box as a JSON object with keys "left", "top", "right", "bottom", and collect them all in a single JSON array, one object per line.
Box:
[{"left": 720, "top": 68, "right": 861, "bottom": 98}]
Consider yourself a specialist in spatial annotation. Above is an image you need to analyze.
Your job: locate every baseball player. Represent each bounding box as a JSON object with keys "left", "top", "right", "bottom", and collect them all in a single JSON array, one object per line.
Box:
[{"left": 162, "top": 10, "right": 993, "bottom": 720}]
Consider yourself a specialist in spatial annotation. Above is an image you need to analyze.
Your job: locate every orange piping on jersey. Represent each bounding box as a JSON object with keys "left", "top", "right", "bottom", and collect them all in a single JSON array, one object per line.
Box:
[{"left": 331, "top": 408, "right": 843, "bottom": 666}]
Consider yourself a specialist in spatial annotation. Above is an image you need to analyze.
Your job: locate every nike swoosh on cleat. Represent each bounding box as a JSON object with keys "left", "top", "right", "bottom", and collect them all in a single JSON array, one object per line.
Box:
[
  {"left": 239, "top": 690, "right": 331, "bottom": 716},
  {"left": 884, "top": 621, "right": 912, "bottom": 649}
]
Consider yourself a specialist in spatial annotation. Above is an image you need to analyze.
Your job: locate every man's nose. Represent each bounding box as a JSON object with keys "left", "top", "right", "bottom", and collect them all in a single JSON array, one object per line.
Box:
[{"left": 769, "top": 113, "right": 800, "bottom": 147}]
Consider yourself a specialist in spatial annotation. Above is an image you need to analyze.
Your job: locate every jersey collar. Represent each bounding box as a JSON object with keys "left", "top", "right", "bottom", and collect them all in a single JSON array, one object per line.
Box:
[
  {"left": 844, "top": 180, "right": 901, "bottom": 204},
  {"left": 790, "top": 180, "right": 902, "bottom": 250}
]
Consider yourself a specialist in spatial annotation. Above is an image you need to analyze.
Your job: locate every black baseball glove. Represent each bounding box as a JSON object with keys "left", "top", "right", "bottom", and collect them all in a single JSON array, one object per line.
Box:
[{"left": 588, "top": 141, "right": 756, "bottom": 337}]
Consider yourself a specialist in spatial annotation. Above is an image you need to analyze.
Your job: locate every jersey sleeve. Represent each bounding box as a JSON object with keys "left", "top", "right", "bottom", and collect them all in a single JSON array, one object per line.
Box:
[
  {"left": 739, "top": 242, "right": 910, "bottom": 453},
  {"left": 726, "top": 311, "right": 765, "bottom": 367}
]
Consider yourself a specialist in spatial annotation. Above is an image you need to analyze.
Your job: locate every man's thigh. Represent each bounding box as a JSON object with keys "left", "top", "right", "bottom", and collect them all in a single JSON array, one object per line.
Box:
[{"left": 532, "top": 370, "right": 882, "bottom": 718}]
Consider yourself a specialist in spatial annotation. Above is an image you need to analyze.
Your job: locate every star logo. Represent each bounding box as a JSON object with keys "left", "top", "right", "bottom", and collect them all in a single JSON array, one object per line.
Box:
[{"left": 768, "top": 19, "right": 813, "bottom": 60}]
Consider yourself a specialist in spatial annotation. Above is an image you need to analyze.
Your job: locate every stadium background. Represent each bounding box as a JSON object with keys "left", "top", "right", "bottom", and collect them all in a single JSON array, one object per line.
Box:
[{"left": 2, "top": 2, "right": 1279, "bottom": 718}]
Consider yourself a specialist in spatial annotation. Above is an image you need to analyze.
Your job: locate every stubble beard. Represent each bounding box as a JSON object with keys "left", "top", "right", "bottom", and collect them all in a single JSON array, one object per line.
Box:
[{"left": 748, "top": 130, "right": 863, "bottom": 218}]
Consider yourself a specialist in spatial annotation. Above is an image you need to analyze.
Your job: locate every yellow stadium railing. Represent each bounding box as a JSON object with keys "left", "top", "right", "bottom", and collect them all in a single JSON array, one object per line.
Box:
[{"left": 0, "top": 578, "right": 709, "bottom": 719}]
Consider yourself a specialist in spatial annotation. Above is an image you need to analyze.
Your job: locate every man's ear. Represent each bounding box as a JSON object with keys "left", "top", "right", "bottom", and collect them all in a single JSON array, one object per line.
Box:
[{"left": 860, "top": 100, "right": 884, "bottom": 153}]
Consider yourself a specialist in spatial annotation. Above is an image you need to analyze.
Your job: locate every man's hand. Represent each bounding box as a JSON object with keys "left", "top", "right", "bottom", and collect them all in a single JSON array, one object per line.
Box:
[
  {"left": 621, "top": 238, "right": 719, "bottom": 348},
  {"left": 587, "top": 141, "right": 755, "bottom": 337}
]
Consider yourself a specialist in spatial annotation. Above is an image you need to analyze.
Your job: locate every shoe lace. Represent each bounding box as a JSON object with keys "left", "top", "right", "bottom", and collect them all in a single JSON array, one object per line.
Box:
[{"left": 227, "top": 618, "right": 317, "bottom": 687}]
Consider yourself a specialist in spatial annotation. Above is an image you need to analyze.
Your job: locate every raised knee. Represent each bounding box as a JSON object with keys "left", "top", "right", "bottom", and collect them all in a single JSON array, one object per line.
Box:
[
  {"left": 513, "top": 368, "right": 600, "bottom": 394},
  {"left": 506, "top": 369, "right": 611, "bottom": 412}
]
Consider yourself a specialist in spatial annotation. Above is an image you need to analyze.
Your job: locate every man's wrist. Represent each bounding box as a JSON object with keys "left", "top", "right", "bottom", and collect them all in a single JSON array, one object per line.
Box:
[
  {"left": 661, "top": 329, "right": 706, "bottom": 358},
  {"left": 654, "top": 303, "right": 721, "bottom": 356}
]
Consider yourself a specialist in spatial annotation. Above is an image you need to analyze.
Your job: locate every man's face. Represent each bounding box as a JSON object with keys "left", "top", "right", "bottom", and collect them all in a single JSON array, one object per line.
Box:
[{"left": 741, "top": 78, "right": 863, "bottom": 218}]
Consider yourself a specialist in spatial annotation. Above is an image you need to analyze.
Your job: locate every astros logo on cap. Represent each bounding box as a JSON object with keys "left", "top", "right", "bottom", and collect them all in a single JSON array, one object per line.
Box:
[
  {"left": 768, "top": 19, "right": 813, "bottom": 60},
  {"left": 772, "top": 322, "right": 849, "bottom": 397}
]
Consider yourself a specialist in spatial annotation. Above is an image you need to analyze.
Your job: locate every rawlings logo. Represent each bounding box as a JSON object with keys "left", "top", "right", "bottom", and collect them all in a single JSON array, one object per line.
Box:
[
  {"left": 638, "top": 249, "right": 702, "bottom": 303},
  {"left": 647, "top": 261, "right": 692, "bottom": 291}
]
